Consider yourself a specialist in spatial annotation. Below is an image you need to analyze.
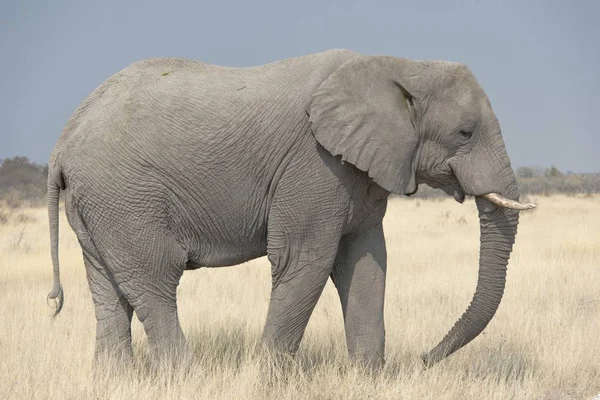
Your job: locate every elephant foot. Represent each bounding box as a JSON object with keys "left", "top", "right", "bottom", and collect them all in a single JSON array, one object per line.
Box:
[
  {"left": 146, "top": 342, "right": 196, "bottom": 376},
  {"left": 91, "top": 348, "right": 134, "bottom": 383},
  {"left": 258, "top": 345, "right": 298, "bottom": 383}
]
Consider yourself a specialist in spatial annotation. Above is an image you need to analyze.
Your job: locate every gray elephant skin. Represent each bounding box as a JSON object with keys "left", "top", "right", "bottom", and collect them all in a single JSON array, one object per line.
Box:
[{"left": 46, "top": 49, "right": 533, "bottom": 368}]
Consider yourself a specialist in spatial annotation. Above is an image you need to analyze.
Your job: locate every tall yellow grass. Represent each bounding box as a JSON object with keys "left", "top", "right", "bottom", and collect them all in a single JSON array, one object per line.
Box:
[{"left": 1, "top": 196, "right": 598, "bottom": 399}]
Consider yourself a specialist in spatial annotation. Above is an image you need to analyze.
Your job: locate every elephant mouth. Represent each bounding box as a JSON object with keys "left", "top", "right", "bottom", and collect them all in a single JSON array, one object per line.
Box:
[
  {"left": 416, "top": 176, "right": 465, "bottom": 203},
  {"left": 439, "top": 181, "right": 465, "bottom": 203},
  {"left": 439, "top": 164, "right": 465, "bottom": 203},
  {"left": 405, "top": 185, "right": 419, "bottom": 197},
  {"left": 451, "top": 185, "right": 465, "bottom": 203}
]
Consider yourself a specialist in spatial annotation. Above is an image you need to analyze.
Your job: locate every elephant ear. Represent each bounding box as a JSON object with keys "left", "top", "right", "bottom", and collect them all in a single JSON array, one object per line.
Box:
[{"left": 307, "top": 56, "right": 419, "bottom": 195}]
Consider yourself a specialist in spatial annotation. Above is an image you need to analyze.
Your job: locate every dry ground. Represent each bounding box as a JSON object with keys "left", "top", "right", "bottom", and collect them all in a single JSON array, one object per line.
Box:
[{"left": 0, "top": 195, "right": 598, "bottom": 399}]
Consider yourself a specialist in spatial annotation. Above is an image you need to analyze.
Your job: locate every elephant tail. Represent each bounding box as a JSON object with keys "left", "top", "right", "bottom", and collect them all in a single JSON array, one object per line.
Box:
[{"left": 47, "top": 167, "right": 64, "bottom": 318}]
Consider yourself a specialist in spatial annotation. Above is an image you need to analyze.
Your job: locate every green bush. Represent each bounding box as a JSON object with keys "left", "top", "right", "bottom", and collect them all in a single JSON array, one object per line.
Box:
[{"left": 0, "top": 157, "right": 48, "bottom": 207}]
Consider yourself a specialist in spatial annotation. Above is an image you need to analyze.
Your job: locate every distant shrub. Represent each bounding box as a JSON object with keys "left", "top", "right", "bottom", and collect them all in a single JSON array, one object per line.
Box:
[
  {"left": 518, "top": 173, "right": 600, "bottom": 196},
  {"left": 4, "top": 189, "right": 24, "bottom": 209},
  {"left": 7, "top": 226, "right": 32, "bottom": 252},
  {"left": 0, "top": 157, "right": 48, "bottom": 207},
  {"left": 544, "top": 165, "right": 564, "bottom": 178},
  {"left": 516, "top": 166, "right": 543, "bottom": 179},
  {"left": 0, "top": 210, "right": 8, "bottom": 225},
  {"left": 15, "top": 213, "right": 37, "bottom": 224}
]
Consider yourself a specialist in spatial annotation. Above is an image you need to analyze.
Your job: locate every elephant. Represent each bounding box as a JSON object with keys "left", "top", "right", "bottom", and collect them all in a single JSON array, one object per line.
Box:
[{"left": 46, "top": 49, "right": 534, "bottom": 369}]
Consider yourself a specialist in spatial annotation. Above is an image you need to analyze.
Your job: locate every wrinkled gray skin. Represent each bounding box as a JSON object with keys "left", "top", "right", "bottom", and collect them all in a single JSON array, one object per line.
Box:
[{"left": 47, "top": 49, "right": 523, "bottom": 368}]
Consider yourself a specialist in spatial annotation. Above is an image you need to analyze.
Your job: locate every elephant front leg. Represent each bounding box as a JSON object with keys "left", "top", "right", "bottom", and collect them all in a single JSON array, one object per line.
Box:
[
  {"left": 331, "top": 223, "right": 387, "bottom": 369},
  {"left": 262, "top": 231, "right": 340, "bottom": 356}
]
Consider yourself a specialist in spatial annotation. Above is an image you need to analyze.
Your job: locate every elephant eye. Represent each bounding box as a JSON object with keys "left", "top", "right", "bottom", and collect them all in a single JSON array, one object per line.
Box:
[{"left": 459, "top": 130, "right": 473, "bottom": 140}]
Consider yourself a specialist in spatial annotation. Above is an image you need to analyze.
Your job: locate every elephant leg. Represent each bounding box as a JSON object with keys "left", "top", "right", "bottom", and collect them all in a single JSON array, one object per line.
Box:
[
  {"left": 261, "top": 230, "right": 341, "bottom": 356},
  {"left": 83, "top": 250, "right": 134, "bottom": 365},
  {"left": 106, "top": 234, "right": 189, "bottom": 363},
  {"left": 136, "top": 299, "right": 188, "bottom": 363},
  {"left": 331, "top": 223, "right": 387, "bottom": 369}
]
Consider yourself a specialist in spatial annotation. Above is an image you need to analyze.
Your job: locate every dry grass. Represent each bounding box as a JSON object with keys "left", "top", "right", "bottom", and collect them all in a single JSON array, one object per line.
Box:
[{"left": 1, "top": 196, "right": 599, "bottom": 399}]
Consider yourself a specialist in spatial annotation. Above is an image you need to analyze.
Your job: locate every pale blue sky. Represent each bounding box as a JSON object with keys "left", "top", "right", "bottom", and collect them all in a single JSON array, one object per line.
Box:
[{"left": 1, "top": 1, "right": 598, "bottom": 172}]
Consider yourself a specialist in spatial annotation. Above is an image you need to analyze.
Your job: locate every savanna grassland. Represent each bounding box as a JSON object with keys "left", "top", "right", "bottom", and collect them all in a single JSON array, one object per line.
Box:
[{"left": 1, "top": 195, "right": 599, "bottom": 399}]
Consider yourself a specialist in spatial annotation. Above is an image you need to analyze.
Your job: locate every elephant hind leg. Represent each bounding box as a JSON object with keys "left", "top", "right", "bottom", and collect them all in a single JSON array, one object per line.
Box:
[
  {"left": 133, "top": 295, "right": 188, "bottom": 364},
  {"left": 83, "top": 250, "right": 134, "bottom": 365},
  {"left": 111, "top": 235, "right": 190, "bottom": 364}
]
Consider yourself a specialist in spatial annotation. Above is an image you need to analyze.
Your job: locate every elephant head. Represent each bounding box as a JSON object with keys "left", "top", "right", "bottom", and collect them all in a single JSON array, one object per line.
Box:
[{"left": 307, "top": 55, "right": 534, "bottom": 366}]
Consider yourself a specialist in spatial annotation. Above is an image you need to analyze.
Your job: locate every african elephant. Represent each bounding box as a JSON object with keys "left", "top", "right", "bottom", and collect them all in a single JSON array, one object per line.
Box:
[{"left": 46, "top": 49, "right": 534, "bottom": 368}]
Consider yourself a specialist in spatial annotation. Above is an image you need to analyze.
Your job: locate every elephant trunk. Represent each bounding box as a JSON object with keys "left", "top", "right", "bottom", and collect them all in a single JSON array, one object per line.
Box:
[{"left": 421, "top": 186, "right": 519, "bottom": 367}]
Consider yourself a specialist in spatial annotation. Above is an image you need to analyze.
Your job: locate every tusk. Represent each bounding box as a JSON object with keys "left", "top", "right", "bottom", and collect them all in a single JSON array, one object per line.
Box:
[{"left": 483, "top": 193, "right": 536, "bottom": 210}]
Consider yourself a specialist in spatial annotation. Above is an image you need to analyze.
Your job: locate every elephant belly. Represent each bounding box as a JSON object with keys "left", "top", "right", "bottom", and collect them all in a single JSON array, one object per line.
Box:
[
  {"left": 163, "top": 178, "right": 272, "bottom": 269},
  {"left": 183, "top": 234, "right": 268, "bottom": 269}
]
